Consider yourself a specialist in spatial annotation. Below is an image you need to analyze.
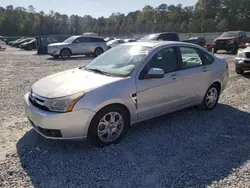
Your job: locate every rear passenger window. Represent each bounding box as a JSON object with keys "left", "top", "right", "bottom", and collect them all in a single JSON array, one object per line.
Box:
[
  {"left": 179, "top": 47, "right": 203, "bottom": 69},
  {"left": 89, "top": 37, "right": 105, "bottom": 42},
  {"left": 146, "top": 47, "right": 178, "bottom": 73},
  {"left": 203, "top": 52, "right": 214, "bottom": 65},
  {"left": 78, "top": 37, "right": 89, "bottom": 42}
]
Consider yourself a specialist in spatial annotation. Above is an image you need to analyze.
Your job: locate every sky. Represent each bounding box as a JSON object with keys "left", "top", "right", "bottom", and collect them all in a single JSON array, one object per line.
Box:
[{"left": 1, "top": 0, "right": 197, "bottom": 18}]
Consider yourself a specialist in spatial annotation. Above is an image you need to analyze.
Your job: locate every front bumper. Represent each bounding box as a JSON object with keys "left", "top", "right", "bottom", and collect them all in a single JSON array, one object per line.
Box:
[
  {"left": 215, "top": 43, "right": 235, "bottom": 50},
  {"left": 47, "top": 47, "right": 61, "bottom": 56},
  {"left": 235, "top": 57, "right": 250, "bottom": 70},
  {"left": 24, "top": 93, "right": 96, "bottom": 140}
]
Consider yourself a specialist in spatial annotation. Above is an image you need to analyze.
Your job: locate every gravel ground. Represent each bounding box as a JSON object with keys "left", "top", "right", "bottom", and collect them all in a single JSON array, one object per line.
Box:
[{"left": 1, "top": 48, "right": 250, "bottom": 187}]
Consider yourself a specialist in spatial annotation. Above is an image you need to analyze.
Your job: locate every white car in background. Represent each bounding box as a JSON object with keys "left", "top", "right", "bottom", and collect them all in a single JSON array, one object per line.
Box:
[
  {"left": 107, "top": 39, "right": 125, "bottom": 49},
  {"left": 0, "top": 40, "right": 7, "bottom": 50}
]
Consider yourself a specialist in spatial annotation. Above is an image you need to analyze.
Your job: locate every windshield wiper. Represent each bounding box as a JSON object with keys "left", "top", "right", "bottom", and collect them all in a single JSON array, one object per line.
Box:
[{"left": 87, "top": 68, "right": 111, "bottom": 76}]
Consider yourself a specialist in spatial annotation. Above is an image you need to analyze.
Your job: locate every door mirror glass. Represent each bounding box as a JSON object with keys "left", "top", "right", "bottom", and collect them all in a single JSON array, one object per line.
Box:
[{"left": 144, "top": 68, "right": 164, "bottom": 79}]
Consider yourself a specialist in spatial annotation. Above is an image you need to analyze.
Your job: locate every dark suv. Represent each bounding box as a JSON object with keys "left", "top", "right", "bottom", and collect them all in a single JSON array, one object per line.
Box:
[
  {"left": 214, "top": 31, "right": 250, "bottom": 54},
  {"left": 140, "top": 32, "right": 180, "bottom": 42}
]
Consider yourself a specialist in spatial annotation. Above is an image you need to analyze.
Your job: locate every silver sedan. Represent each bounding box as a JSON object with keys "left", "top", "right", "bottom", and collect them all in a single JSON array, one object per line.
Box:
[{"left": 24, "top": 41, "right": 229, "bottom": 146}]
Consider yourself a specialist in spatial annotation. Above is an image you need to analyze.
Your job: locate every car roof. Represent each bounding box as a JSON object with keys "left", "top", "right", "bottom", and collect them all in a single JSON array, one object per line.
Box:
[{"left": 123, "top": 41, "right": 198, "bottom": 48}]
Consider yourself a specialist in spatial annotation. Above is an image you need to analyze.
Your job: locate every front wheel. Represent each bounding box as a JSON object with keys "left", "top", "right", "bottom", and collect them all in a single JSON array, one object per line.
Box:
[
  {"left": 235, "top": 67, "right": 244, "bottom": 75},
  {"left": 60, "top": 49, "right": 71, "bottom": 59},
  {"left": 199, "top": 84, "right": 220, "bottom": 110},
  {"left": 88, "top": 106, "right": 129, "bottom": 146}
]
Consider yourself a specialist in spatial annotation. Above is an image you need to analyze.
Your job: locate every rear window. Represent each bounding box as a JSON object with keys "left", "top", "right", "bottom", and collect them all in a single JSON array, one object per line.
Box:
[{"left": 158, "top": 33, "right": 180, "bottom": 41}]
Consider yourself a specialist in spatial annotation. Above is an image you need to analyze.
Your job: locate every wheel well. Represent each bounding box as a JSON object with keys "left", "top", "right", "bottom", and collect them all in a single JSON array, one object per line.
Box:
[
  {"left": 60, "top": 48, "right": 72, "bottom": 55},
  {"left": 212, "top": 81, "right": 221, "bottom": 93},
  {"left": 87, "top": 103, "right": 131, "bottom": 136}
]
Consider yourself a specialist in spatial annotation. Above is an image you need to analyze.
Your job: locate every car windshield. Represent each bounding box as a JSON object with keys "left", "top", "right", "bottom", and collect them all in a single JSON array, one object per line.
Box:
[
  {"left": 140, "top": 34, "right": 158, "bottom": 41},
  {"left": 63, "top": 36, "right": 78, "bottom": 43},
  {"left": 220, "top": 32, "right": 239, "bottom": 38},
  {"left": 85, "top": 45, "right": 152, "bottom": 77}
]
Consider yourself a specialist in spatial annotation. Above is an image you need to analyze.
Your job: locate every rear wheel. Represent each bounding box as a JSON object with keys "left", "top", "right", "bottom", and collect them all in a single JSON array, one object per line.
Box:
[
  {"left": 94, "top": 48, "right": 103, "bottom": 57},
  {"left": 88, "top": 106, "right": 129, "bottom": 146},
  {"left": 213, "top": 48, "right": 218, "bottom": 54},
  {"left": 235, "top": 67, "right": 244, "bottom": 74},
  {"left": 60, "top": 49, "right": 71, "bottom": 59},
  {"left": 199, "top": 84, "right": 220, "bottom": 110}
]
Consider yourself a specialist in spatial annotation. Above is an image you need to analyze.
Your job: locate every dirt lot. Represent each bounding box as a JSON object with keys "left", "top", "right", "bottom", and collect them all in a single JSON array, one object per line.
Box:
[{"left": 1, "top": 48, "right": 250, "bottom": 187}]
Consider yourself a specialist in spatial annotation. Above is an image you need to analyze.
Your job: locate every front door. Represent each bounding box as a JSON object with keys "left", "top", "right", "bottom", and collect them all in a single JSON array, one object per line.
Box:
[{"left": 136, "top": 47, "right": 183, "bottom": 120}]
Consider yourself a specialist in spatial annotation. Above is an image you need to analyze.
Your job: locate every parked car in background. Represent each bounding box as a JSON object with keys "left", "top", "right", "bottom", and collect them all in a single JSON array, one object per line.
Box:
[
  {"left": 25, "top": 41, "right": 229, "bottom": 146},
  {"left": 104, "top": 37, "right": 116, "bottom": 42},
  {"left": 17, "top": 38, "right": 34, "bottom": 48},
  {"left": 107, "top": 39, "right": 125, "bottom": 49},
  {"left": 12, "top": 38, "right": 33, "bottom": 48},
  {"left": 213, "top": 31, "right": 250, "bottom": 54},
  {"left": 124, "top": 39, "right": 137, "bottom": 43},
  {"left": 48, "top": 36, "right": 107, "bottom": 59},
  {"left": 234, "top": 43, "right": 250, "bottom": 74},
  {"left": 11, "top": 38, "right": 25, "bottom": 47},
  {"left": 8, "top": 41, "right": 15, "bottom": 45},
  {"left": 140, "top": 32, "right": 180, "bottom": 42},
  {"left": 20, "top": 39, "right": 37, "bottom": 50},
  {"left": 0, "top": 40, "right": 7, "bottom": 50},
  {"left": 182, "top": 37, "right": 206, "bottom": 47}
]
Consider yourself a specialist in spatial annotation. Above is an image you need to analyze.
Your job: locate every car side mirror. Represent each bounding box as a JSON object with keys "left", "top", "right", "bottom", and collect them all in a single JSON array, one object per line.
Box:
[{"left": 144, "top": 68, "right": 164, "bottom": 79}]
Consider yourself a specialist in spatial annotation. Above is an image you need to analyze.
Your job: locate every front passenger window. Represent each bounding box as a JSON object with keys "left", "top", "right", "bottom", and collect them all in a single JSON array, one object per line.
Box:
[
  {"left": 146, "top": 47, "right": 178, "bottom": 73},
  {"left": 179, "top": 47, "right": 203, "bottom": 69}
]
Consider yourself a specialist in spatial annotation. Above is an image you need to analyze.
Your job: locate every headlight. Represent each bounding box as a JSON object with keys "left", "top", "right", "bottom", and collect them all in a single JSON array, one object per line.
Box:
[
  {"left": 45, "top": 92, "right": 84, "bottom": 112},
  {"left": 237, "top": 51, "right": 245, "bottom": 58},
  {"left": 228, "top": 40, "right": 234, "bottom": 44}
]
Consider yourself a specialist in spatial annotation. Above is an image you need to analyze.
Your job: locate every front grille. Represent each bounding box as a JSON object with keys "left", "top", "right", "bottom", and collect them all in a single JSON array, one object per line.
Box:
[
  {"left": 245, "top": 52, "right": 250, "bottom": 59},
  {"left": 29, "top": 92, "right": 50, "bottom": 111}
]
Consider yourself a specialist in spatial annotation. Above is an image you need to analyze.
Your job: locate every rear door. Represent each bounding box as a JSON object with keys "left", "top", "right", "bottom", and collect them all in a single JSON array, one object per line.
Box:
[
  {"left": 175, "top": 46, "right": 214, "bottom": 106},
  {"left": 88, "top": 37, "right": 105, "bottom": 53}
]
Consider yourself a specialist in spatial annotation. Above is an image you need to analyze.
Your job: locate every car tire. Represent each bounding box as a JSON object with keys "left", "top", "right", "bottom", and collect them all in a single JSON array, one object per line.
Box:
[
  {"left": 235, "top": 67, "right": 244, "bottom": 75},
  {"left": 199, "top": 84, "right": 220, "bottom": 110},
  {"left": 213, "top": 48, "right": 218, "bottom": 54},
  {"left": 88, "top": 105, "right": 129, "bottom": 147},
  {"left": 94, "top": 48, "right": 103, "bottom": 57},
  {"left": 60, "top": 49, "right": 71, "bottom": 59}
]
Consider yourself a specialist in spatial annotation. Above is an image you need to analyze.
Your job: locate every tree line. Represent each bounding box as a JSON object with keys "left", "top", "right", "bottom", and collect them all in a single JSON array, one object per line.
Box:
[{"left": 0, "top": 0, "right": 250, "bottom": 37}]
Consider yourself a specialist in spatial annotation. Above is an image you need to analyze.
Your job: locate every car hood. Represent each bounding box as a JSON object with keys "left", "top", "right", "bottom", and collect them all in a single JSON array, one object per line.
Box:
[
  {"left": 32, "top": 68, "right": 123, "bottom": 98},
  {"left": 48, "top": 42, "right": 68, "bottom": 47},
  {"left": 241, "top": 47, "right": 250, "bottom": 53},
  {"left": 215, "top": 37, "right": 236, "bottom": 41}
]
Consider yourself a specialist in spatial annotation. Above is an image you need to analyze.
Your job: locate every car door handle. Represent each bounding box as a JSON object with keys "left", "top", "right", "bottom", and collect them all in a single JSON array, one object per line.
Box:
[
  {"left": 202, "top": 67, "right": 207, "bottom": 72},
  {"left": 170, "top": 74, "right": 180, "bottom": 80}
]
